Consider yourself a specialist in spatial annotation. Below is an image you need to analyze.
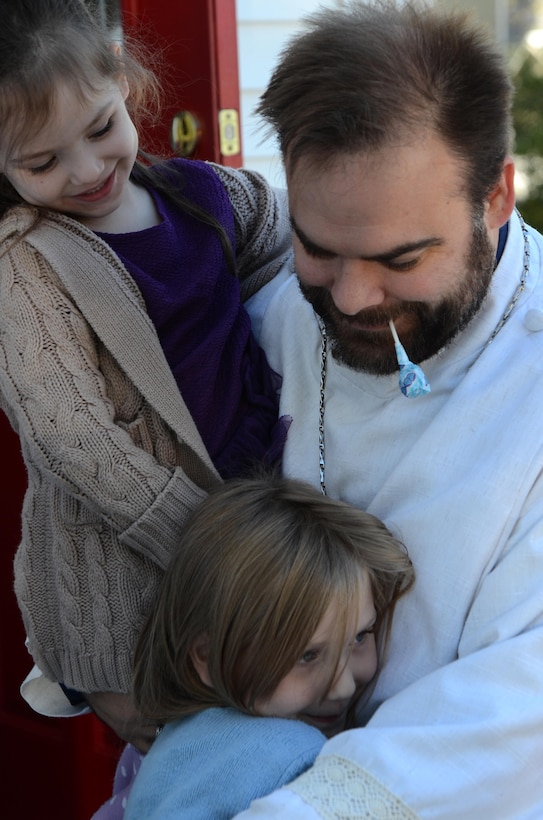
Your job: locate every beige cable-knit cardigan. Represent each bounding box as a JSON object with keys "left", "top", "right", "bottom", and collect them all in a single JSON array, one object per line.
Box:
[{"left": 0, "top": 164, "right": 291, "bottom": 694}]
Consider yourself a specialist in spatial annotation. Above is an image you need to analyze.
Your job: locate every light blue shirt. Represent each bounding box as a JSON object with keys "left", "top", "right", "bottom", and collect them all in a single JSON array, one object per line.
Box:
[{"left": 124, "top": 707, "right": 325, "bottom": 819}]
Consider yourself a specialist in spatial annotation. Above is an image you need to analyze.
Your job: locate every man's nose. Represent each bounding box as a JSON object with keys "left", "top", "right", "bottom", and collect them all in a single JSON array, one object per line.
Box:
[{"left": 329, "top": 259, "right": 386, "bottom": 315}]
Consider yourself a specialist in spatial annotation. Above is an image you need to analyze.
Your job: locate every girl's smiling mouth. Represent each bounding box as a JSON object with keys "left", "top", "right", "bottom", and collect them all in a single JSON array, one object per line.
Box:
[{"left": 74, "top": 170, "right": 115, "bottom": 202}]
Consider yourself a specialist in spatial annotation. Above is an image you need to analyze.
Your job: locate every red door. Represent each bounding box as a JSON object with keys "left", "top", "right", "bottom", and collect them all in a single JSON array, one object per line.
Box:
[
  {"left": 122, "top": 0, "right": 242, "bottom": 166},
  {"left": 0, "top": 2, "right": 241, "bottom": 817}
]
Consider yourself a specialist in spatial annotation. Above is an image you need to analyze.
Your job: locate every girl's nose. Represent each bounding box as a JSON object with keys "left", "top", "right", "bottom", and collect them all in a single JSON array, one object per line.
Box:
[
  {"left": 327, "top": 662, "right": 357, "bottom": 701},
  {"left": 69, "top": 150, "right": 105, "bottom": 185}
]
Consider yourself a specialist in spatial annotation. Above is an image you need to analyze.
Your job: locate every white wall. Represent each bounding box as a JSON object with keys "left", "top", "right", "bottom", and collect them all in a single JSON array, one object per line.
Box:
[{"left": 236, "top": 0, "right": 342, "bottom": 185}]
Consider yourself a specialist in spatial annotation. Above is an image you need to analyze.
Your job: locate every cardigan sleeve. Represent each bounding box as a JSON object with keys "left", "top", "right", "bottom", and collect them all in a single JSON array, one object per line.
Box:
[{"left": 208, "top": 164, "right": 292, "bottom": 300}]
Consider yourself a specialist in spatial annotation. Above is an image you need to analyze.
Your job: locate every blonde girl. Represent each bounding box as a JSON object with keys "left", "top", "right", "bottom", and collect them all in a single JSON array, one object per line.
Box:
[{"left": 121, "top": 474, "right": 414, "bottom": 819}]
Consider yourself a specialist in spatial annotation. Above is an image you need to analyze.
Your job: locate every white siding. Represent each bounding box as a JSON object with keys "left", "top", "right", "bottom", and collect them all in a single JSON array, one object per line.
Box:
[{"left": 236, "top": 0, "right": 342, "bottom": 185}]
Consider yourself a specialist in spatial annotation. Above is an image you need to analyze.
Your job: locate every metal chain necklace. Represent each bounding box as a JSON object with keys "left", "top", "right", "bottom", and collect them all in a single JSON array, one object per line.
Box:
[{"left": 318, "top": 210, "right": 530, "bottom": 495}]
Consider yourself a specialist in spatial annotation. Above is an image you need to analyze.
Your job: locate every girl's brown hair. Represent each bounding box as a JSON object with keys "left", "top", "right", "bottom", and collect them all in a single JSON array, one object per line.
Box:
[
  {"left": 132, "top": 474, "right": 414, "bottom": 725},
  {"left": 0, "top": 0, "right": 234, "bottom": 267}
]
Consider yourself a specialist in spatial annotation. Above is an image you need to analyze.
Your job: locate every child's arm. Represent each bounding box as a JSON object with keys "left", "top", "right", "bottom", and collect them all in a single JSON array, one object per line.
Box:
[
  {"left": 1, "top": 210, "right": 217, "bottom": 705},
  {"left": 209, "top": 164, "right": 292, "bottom": 299}
]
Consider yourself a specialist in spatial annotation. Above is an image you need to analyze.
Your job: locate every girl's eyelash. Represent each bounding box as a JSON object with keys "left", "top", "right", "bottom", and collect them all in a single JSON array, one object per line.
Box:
[
  {"left": 25, "top": 118, "right": 113, "bottom": 174},
  {"left": 29, "top": 158, "right": 56, "bottom": 175},
  {"left": 299, "top": 649, "right": 319, "bottom": 664},
  {"left": 92, "top": 118, "right": 113, "bottom": 139},
  {"left": 354, "top": 627, "right": 375, "bottom": 644}
]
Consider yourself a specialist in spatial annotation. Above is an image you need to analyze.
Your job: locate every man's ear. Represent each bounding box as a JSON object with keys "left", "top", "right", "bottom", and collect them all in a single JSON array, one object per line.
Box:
[
  {"left": 189, "top": 635, "right": 213, "bottom": 688},
  {"left": 485, "top": 156, "right": 516, "bottom": 230}
]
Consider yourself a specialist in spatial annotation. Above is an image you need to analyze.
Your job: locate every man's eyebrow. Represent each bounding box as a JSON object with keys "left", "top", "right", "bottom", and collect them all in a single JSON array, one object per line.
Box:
[
  {"left": 291, "top": 218, "right": 336, "bottom": 256},
  {"left": 369, "top": 238, "right": 445, "bottom": 263},
  {"left": 291, "top": 217, "right": 444, "bottom": 261}
]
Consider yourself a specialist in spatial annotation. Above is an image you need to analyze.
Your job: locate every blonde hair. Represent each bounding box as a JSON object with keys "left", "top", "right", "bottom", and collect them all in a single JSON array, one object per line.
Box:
[{"left": 133, "top": 474, "right": 414, "bottom": 724}]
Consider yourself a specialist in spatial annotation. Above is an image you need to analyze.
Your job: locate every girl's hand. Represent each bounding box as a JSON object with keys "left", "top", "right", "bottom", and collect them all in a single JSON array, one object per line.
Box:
[{"left": 84, "top": 691, "right": 159, "bottom": 753}]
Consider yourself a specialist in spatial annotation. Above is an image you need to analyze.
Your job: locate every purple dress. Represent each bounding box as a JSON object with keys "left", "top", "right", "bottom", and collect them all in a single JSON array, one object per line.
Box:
[{"left": 98, "top": 158, "right": 285, "bottom": 478}]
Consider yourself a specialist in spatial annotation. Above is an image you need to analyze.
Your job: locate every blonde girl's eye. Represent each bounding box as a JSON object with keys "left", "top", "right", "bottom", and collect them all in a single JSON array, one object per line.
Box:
[
  {"left": 299, "top": 648, "right": 319, "bottom": 665},
  {"left": 354, "top": 627, "right": 374, "bottom": 647}
]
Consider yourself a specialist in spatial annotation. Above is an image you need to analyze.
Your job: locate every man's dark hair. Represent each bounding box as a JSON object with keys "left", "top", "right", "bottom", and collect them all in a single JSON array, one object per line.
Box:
[{"left": 257, "top": 0, "right": 513, "bottom": 206}]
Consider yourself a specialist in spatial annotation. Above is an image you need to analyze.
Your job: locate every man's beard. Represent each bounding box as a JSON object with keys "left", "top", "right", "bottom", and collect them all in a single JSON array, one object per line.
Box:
[{"left": 298, "top": 217, "right": 497, "bottom": 376}]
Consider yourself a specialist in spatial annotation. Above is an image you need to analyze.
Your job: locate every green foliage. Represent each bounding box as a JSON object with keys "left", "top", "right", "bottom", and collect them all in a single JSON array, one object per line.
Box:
[{"left": 512, "top": 48, "right": 543, "bottom": 231}]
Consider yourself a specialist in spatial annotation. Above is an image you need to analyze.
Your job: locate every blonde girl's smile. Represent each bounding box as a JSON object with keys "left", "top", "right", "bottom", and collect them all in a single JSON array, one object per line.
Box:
[
  {"left": 254, "top": 571, "right": 378, "bottom": 738},
  {"left": 4, "top": 76, "right": 144, "bottom": 232}
]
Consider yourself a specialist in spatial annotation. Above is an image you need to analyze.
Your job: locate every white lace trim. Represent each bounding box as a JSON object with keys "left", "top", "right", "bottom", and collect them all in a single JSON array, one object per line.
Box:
[{"left": 287, "top": 754, "right": 419, "bottom": 819}]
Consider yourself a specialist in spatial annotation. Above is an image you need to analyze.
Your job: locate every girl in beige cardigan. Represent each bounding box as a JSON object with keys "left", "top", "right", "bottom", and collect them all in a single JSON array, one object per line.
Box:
[{"left": 0, "top": 0, "right": 291, "bottom": 750}]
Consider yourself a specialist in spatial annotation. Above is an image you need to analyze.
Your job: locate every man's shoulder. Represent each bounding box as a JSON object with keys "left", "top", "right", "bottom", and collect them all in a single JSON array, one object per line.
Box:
[{"left": 245, "top": 258, "right": 299, "bottom": 340}]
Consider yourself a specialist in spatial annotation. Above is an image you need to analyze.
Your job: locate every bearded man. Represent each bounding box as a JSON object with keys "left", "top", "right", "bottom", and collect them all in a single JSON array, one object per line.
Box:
[{"left": 239, "top": 2, "right": 543, "bottom": 818}]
